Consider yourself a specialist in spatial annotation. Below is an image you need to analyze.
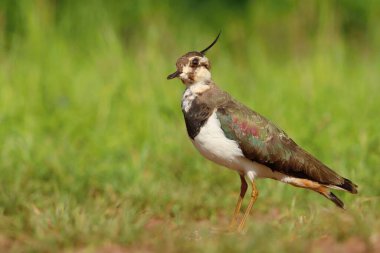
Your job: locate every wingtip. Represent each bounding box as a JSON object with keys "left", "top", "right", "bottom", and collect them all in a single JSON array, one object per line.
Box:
[{"left": 341, "top": 178, "right": 358, "bottom": 194}]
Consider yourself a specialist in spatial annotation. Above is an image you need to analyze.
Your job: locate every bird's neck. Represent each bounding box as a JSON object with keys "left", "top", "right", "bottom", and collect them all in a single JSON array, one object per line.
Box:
[{"left": 187, "top": 80, "right": 213, "bottom": 94}]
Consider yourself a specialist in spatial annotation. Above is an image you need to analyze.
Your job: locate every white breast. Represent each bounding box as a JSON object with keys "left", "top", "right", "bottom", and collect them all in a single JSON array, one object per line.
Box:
[
  {"left": 191, "top": 110, "right": 244, "bottom": 171},
  {"left": 191, "top": 110, "right": 286, "bottom": 181}
]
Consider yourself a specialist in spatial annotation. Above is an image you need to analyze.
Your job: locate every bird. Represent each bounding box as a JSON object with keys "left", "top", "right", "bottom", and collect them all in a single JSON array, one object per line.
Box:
[{"left": 167, "top": 32, "right": 358, "bottom": 232}]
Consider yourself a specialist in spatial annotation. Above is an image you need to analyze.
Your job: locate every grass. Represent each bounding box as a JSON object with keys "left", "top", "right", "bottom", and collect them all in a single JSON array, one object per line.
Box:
[{"left": 0, "top": 0, "right": 380, "bottom": 252}]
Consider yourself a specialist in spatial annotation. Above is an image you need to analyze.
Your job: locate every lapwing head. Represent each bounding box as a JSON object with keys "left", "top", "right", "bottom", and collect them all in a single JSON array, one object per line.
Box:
[{"left": 167, "top": 32, "right": 221, "bottom": 86}]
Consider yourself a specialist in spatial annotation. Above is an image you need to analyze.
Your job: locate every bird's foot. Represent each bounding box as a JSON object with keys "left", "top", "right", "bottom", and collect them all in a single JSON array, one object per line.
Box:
[{"left": 210, "top": 217, "right": 244, "bottom": 234}]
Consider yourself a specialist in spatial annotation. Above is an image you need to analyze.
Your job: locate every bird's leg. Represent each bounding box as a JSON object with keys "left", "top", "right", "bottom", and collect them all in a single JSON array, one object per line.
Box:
[
  {"left": 237, "top": 180, "right": 258, "bottom": 232},
  {"left": 228, "top": 174, "right": 248, "bottom": 230}
]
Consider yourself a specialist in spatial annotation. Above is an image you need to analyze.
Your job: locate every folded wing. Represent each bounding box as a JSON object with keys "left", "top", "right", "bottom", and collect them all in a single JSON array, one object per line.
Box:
[{"left": 216, "top": 99, "right": 345, "bottom": 186}]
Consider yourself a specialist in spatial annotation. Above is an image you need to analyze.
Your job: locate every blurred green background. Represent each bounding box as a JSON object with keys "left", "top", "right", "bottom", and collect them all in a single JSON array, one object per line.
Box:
[{"left": 0, "top": 0, "right": 379, "bottom": 252}]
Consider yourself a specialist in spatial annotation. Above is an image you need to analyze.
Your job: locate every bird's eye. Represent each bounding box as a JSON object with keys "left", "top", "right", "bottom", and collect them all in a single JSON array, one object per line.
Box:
[{"left": 191, "top": 58, "right": 199, "bottom": 66}]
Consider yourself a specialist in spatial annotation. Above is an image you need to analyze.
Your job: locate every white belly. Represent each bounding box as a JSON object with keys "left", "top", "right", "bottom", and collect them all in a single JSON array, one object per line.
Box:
[
  {"left": 191, "top": 110, "right": 286, "bottom": 181},
  {"left": 191, "top": 111, "right": 244, "bottom": 171}
]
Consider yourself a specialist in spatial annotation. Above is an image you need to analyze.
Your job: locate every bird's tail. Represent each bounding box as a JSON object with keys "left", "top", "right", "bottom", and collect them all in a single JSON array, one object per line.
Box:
[
  {"left": 318, "top": 177, "right": 358, "bottom": 209},
  {"left": 326, "top": 191, "right": 344, "bottom": 209},
  {"left": 282, "top": 177, "right": 356, "bottom": 209},
  {"left": 317, "top": 187, "right": 345, "bottom": 209}
]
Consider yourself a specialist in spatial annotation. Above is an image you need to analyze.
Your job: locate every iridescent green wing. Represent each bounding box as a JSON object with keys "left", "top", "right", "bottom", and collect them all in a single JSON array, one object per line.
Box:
[
  {"left": 216, "top": 99, "right": 294, "bottom": 167},
  {"left": 216, "top": 99, "right": 344, "bottom": 185}
]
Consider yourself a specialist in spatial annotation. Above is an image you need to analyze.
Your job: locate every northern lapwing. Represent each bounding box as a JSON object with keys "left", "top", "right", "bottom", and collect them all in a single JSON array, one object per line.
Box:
[{"left": 167, "top": 33, "right": 358, "bottom": 232}]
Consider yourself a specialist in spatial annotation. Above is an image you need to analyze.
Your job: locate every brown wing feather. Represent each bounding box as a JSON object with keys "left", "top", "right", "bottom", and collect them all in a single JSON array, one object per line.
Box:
[{"left": 216, "top": 98, "right": 345, "bottom": 186}]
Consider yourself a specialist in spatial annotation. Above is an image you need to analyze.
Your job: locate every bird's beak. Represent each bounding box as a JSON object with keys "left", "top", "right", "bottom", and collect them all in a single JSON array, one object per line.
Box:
[{"left": 167, "top": 70, "right": 181, "bottom": 80}]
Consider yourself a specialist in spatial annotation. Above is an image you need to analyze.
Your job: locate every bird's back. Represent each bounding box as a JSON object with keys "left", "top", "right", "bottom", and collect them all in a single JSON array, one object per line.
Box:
[{"left": 215, "top": 91, "right": 357, "bottom": 192}]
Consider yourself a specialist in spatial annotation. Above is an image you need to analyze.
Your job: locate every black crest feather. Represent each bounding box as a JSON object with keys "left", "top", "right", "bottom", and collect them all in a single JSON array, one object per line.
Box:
[{"left": 200, "top": 31, "right": 221, "bottom": 55}]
